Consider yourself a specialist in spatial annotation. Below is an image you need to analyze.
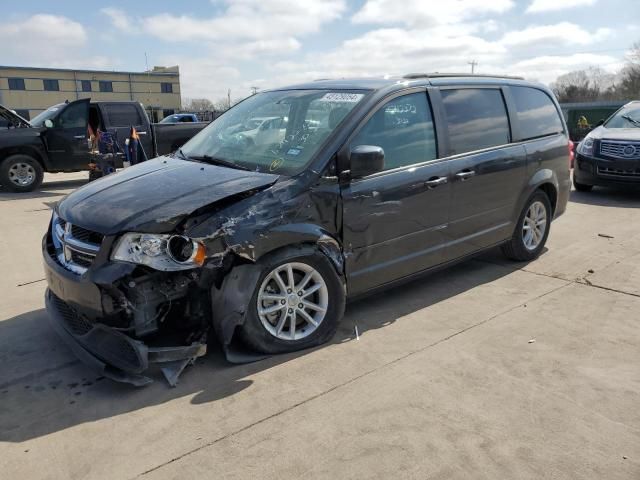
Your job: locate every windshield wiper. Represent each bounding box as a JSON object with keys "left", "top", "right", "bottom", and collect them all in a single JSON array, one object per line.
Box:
[
  {"left": 174, "top": 148, "right": 189, "bottom": 160},
  {"left": 186, "top": 154, "right": 251, "bottom": 171},
  {"left": 621, "top": 115, "right": 640, "bottom": 127}
]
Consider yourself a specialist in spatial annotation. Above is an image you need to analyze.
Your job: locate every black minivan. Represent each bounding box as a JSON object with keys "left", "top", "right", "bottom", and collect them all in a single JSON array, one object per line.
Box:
[{"left": 43, "top": 74, "right": 571, "bottom": 385}]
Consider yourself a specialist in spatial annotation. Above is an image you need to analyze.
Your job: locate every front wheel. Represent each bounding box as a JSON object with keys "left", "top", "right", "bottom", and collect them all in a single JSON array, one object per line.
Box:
[
  {"left": 240, "top": 247, "right": 345, "bottom": 354},
  {"left": 0, "top": 155, "right": 44, "bottom": 192},
  {"left": 502, "top": 191, "right": 552, "bottom": 262}
]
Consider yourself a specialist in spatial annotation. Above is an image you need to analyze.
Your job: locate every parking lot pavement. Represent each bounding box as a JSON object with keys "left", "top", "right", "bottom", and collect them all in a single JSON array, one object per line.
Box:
[{"left": 0, "top": 174, "right": 639, "bottom": 480}]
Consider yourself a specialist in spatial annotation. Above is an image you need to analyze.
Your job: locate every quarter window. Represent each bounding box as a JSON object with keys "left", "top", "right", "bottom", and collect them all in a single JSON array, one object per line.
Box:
[
  {"left": 43, "top": 79, "right": 60, "bottom": 91},
  {"left": 8, "top": 78, "right": 25, "bottom": 90},
  {"left": 441, "top": 88, "right": 510, "bottom": 155},
  {"left": 511, "top": 86, "right": 564, "bottom": 140},
  {"left": 351, "top": 92, "right": 437, "bottom": 171}
]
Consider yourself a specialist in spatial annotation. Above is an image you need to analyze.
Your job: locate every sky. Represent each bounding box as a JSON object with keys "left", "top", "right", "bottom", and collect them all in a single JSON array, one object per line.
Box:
[{"left": 1, "top": 0, "right": 639, "bottom": 102}]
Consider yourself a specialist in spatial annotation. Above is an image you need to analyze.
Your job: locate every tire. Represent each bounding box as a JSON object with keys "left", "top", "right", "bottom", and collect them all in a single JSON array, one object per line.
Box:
[
  {"left": 501, "top": 191, "right": 552, "bottom": 262},
  {"left": 573, "top": 174, "right": 593, "bottom": 192},
  {"left": 239, "top": 246, "right": 345, "bottom": 354},
  {"left": 0, "top": 154, "right": 44, "bottom": 192}
]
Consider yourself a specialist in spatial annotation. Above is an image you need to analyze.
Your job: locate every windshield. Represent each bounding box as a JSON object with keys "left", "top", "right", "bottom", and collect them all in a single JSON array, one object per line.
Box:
[
  {"left": 30, "top": 104, "right": 63, "bottom": 127},
  {"left": 179, "top": 89, "right": 367, "bottom": 175},
  {"left": 605, "top": 104, "right": 640, "bottom": 128}
]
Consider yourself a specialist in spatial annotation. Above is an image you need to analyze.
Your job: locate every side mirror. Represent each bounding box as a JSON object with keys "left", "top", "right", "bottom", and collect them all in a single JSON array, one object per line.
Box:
[
  {"left": 597, "top": 119, "right": 605, "bottom": 127},
  {"left": 44, "top": 119, "right": 54, "bottom": 128},
  {"left": 350, "top": 145, "right": 384, "bottom": 178}
]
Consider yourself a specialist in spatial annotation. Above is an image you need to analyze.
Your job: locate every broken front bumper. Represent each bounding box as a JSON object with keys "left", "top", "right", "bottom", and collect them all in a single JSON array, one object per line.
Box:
[
  {"left": 43, "top": 235, "right": 207, "bottom": 386},
  {"left": 45, "top": 290, "right": 206, "bottom": 386}
]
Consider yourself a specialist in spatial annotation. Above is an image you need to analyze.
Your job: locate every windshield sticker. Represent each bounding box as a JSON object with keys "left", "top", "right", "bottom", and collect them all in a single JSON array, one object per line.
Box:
[
  {"left": 287, "top": 148, "right": 301, "bottom": 156},
  {"left": 270, "top": 158, "right": 284, "bottom": 171},
  {"left": 319, "top": 93, "right": 364, "bottom": 103}
]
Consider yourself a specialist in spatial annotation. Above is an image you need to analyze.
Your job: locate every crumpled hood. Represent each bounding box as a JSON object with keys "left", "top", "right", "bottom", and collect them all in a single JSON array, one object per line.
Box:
[
  {"left": 588, "top": 126, "right": 640, "bottom": 141},
  {"left": 57, "top": 156, "right": 279, "bottom": 235}
]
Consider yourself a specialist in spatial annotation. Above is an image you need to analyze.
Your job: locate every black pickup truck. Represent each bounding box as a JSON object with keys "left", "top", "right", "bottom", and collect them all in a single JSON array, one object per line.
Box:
[{"left": 0, "top": 99, "right": 208, "bottom": 192}]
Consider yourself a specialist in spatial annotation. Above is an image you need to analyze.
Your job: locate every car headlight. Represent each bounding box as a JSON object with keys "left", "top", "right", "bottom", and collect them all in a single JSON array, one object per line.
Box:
[
  {"left": 112, "top": 233, "right": 206, "bottom": 271},
  {"left": 578, "top": 137, "right": 594, "bottom": 156}
]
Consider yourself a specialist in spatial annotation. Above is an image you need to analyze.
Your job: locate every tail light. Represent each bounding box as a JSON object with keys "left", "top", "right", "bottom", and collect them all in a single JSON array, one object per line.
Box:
[{"left": 568, "top": 141, "right": 575, "bottom": 169}]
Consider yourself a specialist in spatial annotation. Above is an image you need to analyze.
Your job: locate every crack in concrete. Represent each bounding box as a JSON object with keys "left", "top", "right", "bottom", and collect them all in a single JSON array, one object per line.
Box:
[
  {"left": 136, "top": 281, "right": 571, "bottom": 479},
  {"left": 0, "top": 360, "right": 81, "bottom": 390},
  {"left": 16, "top": 278, "right": 46, "bottom": 287}
]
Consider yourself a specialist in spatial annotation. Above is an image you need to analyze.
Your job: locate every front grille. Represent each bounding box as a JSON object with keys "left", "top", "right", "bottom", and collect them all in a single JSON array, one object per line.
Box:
[
  {"left": 51, "top": 213, "right": 102, "bottom": 274},
  {"left": 70, "top": 224, "right": 104, "bottom": 245},
  {"left": 70, "top": 250, "right": 95, "bottom": 268},
  {"left": 600, "top": 141, "right": 640, "bottom": 160},
  {"left": 598, "top": 166, "right": 640, "bottom": 178},
  {"left": 50, "top": 293, "right": 92, "bottom": 335}
]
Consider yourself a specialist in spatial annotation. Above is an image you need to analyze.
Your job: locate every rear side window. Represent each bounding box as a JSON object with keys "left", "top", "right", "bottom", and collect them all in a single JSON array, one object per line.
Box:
[
  {"left": 511, "top": 86, "right": 563, "bottom": 140},
  {"left": 441, "top": 88, "right": 510, "bottom": 155},
  {"left": 351, "top": 92, "right": 437, "bottom": 171},
  {"left": 103, "top": 104, "right": 143, "bottom": 127}
]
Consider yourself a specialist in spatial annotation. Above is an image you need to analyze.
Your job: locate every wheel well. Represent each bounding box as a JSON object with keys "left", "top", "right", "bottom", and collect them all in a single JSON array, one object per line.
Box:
[
  {"left": 0, "top": 147, "right": 45, "bottom": 168},
  {"left": 537, "top": 183, "right": 557, "bottom": 214}
]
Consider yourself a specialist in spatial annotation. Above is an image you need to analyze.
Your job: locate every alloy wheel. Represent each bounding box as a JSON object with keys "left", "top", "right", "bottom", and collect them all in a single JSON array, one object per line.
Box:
[
  {"left": 522, "top": 200, "right": 547, "bottom": 251},
  {"left": 257, "top": 262, "right": 329, "bottom": 341},
  {"left": 8, "top": 162, "right": 36, "bottom": 187}
]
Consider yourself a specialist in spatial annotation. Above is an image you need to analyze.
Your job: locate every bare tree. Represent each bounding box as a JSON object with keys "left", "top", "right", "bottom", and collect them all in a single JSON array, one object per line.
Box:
[
  {"left": 182, "top": 97, "right": 215, "bottom": 111},
  {"left": 551, "top": 67, "right": 615, "bottom": 103}
]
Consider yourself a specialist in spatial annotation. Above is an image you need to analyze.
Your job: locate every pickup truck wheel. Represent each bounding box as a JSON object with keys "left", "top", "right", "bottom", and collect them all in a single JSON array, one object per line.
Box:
[
  {"left": 501, "top": 191, "right": 552, "bottom": 262},
  {"left": 1, "top": 155, "right": 44, "bottom": 192},
  {"left": 240, "top": 247, "right": 345, "bottom": 354}
]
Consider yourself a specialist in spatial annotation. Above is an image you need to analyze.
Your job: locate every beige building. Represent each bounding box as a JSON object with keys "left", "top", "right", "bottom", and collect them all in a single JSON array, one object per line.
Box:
[{"left": 0, "top": 65, "right": 181, "bottom": 122}]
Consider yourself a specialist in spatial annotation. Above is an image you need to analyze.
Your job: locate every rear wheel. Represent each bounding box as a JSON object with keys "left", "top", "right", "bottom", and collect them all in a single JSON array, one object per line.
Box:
[
  {"left": 502, "top": 191, "right": 552, "bottom": 262},
  {"left": 240, "top": 247, "right": 345, "bottom": 354},
  {"left": 0, "top": 154, "right": 44, "bottom": 192}
]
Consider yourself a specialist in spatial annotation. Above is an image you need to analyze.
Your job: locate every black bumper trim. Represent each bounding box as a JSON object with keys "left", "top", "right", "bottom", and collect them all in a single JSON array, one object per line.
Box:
[{"left": 45, "top": 290, "right": 207, "bottom": 386}]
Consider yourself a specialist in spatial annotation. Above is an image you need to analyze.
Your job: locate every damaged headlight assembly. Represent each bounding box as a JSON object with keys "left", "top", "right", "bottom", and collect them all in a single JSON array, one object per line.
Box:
[{"left": 112, "top": 233, "right": 206, "bottom": 271}]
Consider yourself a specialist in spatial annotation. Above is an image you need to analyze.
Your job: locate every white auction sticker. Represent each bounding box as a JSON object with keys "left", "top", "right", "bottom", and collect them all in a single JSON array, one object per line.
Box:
[{"left": 320, "top": 92, "right": 364, "bottom": 103}]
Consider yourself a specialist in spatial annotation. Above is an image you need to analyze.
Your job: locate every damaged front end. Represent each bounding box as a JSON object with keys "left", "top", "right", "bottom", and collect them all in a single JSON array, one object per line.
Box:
[{"left": 43, "top": 213, "right": 216, "bottom": 386}]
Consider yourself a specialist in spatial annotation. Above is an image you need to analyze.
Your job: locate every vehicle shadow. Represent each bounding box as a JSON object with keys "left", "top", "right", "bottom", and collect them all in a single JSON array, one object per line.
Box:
[
  {"left": 0, "top": 179, "right": 87, "bottom": 201},
  {"left": 569, "top": 186, "right": 640, "bottom": 208},
  {"left": 0, "top": 252, "right": 520, "bottom": 442}
]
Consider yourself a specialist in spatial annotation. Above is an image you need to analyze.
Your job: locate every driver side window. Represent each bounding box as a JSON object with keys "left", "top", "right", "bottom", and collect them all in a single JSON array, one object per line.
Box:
[
  {"left": 351, "top": 92, "right": 437, "bottom": 171},
  {"left": 58, "top": 102, "right": 87, "bottom": 129}
]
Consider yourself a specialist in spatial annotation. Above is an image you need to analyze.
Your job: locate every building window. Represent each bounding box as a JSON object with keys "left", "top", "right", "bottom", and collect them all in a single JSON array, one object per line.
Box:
[
  {"left": 14, "top": 109, "right": 30, "bottom": 120},
  {"left": 81, "top": 80, "right": 92, "bottom": 92},
  {"left": 161, "top": 82, "right": 173, "bottom": 93},
  {"left": 99, "top": 81, "right": 113, "bottom": 93},
  {"left": 43, "top": 79, "right": 60, "bottom": 91},
  {"left": 8, "top": 78, "right": 25, "bottom": 90}
]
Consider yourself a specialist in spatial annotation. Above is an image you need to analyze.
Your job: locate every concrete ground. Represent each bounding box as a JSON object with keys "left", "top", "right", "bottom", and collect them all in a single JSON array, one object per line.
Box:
[{"left": 0, "top": 172, "right": 639, "bottom": 480}]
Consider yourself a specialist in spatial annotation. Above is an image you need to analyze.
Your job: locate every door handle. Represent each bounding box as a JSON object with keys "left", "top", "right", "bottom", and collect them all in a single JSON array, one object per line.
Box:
[
  {"left": 424, "top": 176, "right": 448, "bottom": 188},
  {"left": 73, "top": 135, "right": 86, "bottom": 139},
  {"left": 137, "top": 131, "right": 148, "bottom": 135},
  {"left": 455, "top": 170, "right": 476, "bottom": 180}
]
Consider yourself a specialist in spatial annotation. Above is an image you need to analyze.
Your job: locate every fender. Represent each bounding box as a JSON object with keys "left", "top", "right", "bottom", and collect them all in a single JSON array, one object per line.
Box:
[
  {"left": 512, "top": 168, "right": 559, "bottom": 221},
  {"left": 0, "top": 130, "right": 51, "bottom": 169},
  {"left": 233, "top": 223, "right": 344, "bottom": 273}
]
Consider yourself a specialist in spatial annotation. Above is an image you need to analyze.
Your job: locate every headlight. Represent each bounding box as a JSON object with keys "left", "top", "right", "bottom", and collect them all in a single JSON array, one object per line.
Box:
[
  {"left": 112, "top": 233, "right": 206, "bottom": 271},
  {"left": 578, "top": 137, "right": 594, "bottom": 156}
]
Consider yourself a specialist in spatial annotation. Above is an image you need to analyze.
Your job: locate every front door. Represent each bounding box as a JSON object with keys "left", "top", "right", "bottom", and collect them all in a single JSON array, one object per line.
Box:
[
  {"left": 43, "top": 99, "right": 90, "bottom": 170},
  {"left": 438, "top": 87, "right": 526, "bottom": 258},
  {"left": 341, "top": 91, "right": 451, "bottom": 296}
]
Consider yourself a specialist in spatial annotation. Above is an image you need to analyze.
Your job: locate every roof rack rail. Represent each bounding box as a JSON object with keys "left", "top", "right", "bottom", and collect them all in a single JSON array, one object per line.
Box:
[{"left": 403, "top": 72, "right": 525, "bottom": 80}]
